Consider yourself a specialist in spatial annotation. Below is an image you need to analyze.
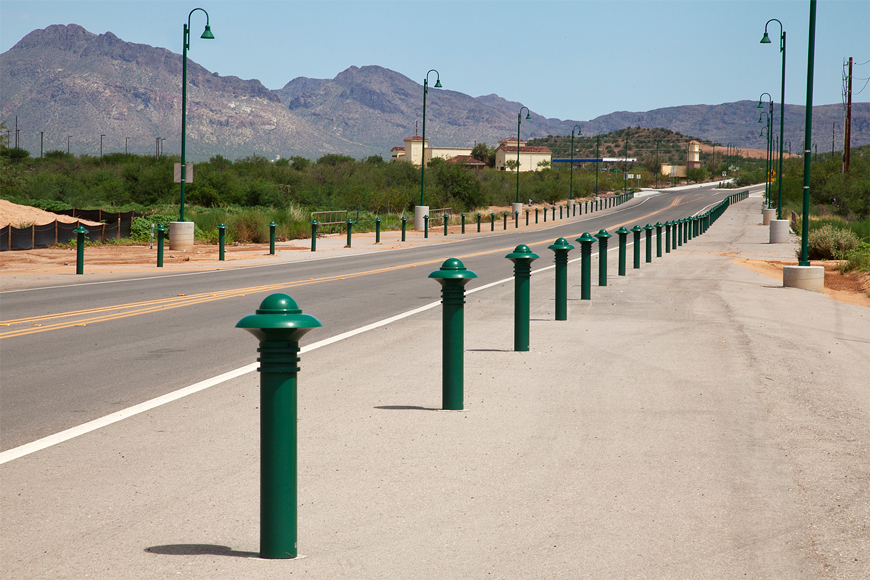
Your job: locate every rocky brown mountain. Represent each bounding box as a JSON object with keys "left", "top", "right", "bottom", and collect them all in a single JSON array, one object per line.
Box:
[{"left": 2, "top": 24, "right": 867, "bottom": 160}]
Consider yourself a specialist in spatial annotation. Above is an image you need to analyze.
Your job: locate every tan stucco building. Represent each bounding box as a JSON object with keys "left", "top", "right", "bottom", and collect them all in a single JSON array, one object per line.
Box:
[
  {"left": 493, "top": 138, "right": 553, "bottom": 172},
  {"left": 390, "top": 136, "right": 474, "bottom": 166}
]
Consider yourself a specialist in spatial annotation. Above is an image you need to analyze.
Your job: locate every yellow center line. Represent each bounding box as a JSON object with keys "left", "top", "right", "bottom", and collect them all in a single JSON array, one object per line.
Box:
[{"left": 2, "top": 197, "right": 697, "bottom": 340}]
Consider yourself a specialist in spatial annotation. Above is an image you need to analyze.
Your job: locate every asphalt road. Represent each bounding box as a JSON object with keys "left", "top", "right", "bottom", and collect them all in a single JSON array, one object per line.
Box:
[{"left": 0, "top": 184, "right": 743, "bottom": 451}]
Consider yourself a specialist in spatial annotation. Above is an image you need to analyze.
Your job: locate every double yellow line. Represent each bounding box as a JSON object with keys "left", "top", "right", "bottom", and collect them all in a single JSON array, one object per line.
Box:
[{"left": 2, "top": 195, "right": 692, "bottom": 340}]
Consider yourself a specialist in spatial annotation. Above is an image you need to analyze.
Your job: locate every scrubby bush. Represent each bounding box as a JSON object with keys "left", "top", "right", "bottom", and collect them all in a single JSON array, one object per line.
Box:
[{"left": 804, "top": 224, "right": 861, "bottom": 260}]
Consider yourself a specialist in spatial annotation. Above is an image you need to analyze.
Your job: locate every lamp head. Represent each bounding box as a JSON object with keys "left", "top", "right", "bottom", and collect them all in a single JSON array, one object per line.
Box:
[
  {"left": 760, "top": 31, "right": 771, "bottom": 44},
  {"left": 525, "top": 112, "right": 531, "bottom": 120},
  {"left": 434, "top": 78, "right": 442, "bottom": 88},
  {"left": 757, "top": 101, "right": 763, "bottom": 109},
  {"left": 201, "top": 24, "right": 214, "bottom": 39}
]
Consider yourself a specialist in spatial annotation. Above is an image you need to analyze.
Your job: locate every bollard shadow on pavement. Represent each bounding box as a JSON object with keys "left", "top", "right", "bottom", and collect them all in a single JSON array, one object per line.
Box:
[
  {"left": 374, "top": 405, "right": 440, "bottom": 411},
  {"left": 145, "top": 544, "right": 259, "bottom": 558}
]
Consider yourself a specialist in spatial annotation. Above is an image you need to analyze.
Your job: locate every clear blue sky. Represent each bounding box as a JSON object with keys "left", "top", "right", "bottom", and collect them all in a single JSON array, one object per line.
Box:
[{"left": 2, "top": 0, "right": 868, "bottom": 121}]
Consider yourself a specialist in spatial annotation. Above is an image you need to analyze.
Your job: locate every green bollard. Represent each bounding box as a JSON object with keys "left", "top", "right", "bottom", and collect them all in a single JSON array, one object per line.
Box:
[
  {"left": 218, "top": 223, "right": 227, "bottom": 260},
  {"left": 631, "top": 225, "right": 643, "bottom": 268},
  {"left": 654, "top": 222, "right": 663, "bottom": 258},
  {"left": 552, "top": 206, "right": 556, "bottom": 221},
  {"left": 429, "top": 259, "right": 478, "bottom": 410},
  {"left": 514, "top": 211, "right": 519, "bottom": 229},
  {"left": 375, "top": 217, "right": 381, "bottom": 244},
  {"left": 548, "top": 238, "right": 575, "bottom": 321},
  {"left": 576, "top": 232, "right": 596, "bottom": 300},
  {"left": 155, "top": 224, "right": 166, "bottom": 268},
  {"left": 310, "top": 221, "right": 318, "bottom": 252},
  {"left": 490, "top": 213, "right": 495, "bottom": 231},
  {"left": 681, "top": 218, "right": 687, "bottom": 245},
  {"left": 559, "top": 205, "right": 563, "bottom": 220},
  {"left": 535, "top": 208, "right": 539, "bottom": 223},
  {"left": 526, "top": 209, "right": 529, "bottom": 226},
  {"left": 401, "top": 216, "right": 407, "bottom": 242},
  {"left": 346, "top": 219, "right": 354, "bottom": 247},
  {"left": 686, "top": 217, "right": 693, "bottom": 241},
  {"left": 644, "top": 224, "right": 654, "bottom": 263},
  {"left": 543, "top": 207, "right": 547, "bottom": 223},
  {"left": 505, "top": 245, "right": 539, "bottom": 352},
  {"left": 669, "top": 221, "right": 676, "bottom": 251},
  {"left": 444, "top": 214, "right": 449, "bottom": 237},
  {"left": 503, "top": 212, "right": 508, "bottom": 231},
  {"left": 236, "top": 294, "right": 322, "bottom": 560},
  {"left": 676, "top": 220, "right": 683, "bottom": 247},
  {"left": 461, "top": 213, "right": 466, "bottom": 234},
  {"left": 424, "top": 215, "right": 429, "bottom": 239},
  {"left": 476, "top": 213, "right": 482, "bottom": 233},
  {"left": 269, "top": 221, "right": 278, "bottom": 255},
  {"left": 595, "top": 229, "right": 612, "bottom": 286},
  {"left": 694, "top": 216, "right": 700, "bottom": 238},
  {"left": 585, "top": 201, "right": 589, "bottom": 214},
  {"left": 74, "top": 224, "right": 88, "bottom": 274},
  {"left": 616, "top": 226, "right": 629, "bottom": 276},
  {"left": 665, "top": 222, "right": 671, "bottom": 254}
]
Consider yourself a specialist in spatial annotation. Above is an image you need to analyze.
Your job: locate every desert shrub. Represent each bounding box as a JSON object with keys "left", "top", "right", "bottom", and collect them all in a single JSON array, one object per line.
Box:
[{"left": 804, "top": 224, "right": 861, "bottom": 260}]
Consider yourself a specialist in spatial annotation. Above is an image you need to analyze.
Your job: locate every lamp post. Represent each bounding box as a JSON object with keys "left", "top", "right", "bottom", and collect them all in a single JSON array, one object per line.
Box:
[
  {"left": 761, "top": 18, "right": 786, "bottom": 219},
  {"left": 623, "top": 134, "right": 631, "bottom": 193},
  {"left": 417, "top": 69, "right": 441, "bottom": 230},
  {"left": 100, "top": 134, "right": 105, "bottom": 161},
  {"left": 798, "top": 0, "right": 817, "bottom": 266},
  {"left": 515, "top": 106, "right": 531, "bottom": 209},
  {"left": 758, "top": 104, "right": 772, "bottom": 207},
  {"left": 40, "top": 131, "right": 44, "bottom": 158},
  {"left": 67, "top": 135, "right": 71, "bottom": 154},
  {"left": 125, "top": 137, "right": 128, "bottom": 155},
  {"left": 595, "top": 134, "right": 600, "bottom": 196},
  {"left": 179, "top": 7, "right": 214, "bottom": 222},
  {"left": 569, "top": 124, "right": 582, "bottom": 202},
  {"left": 655, "top": 140, "right": 663, "bottom": 188}
]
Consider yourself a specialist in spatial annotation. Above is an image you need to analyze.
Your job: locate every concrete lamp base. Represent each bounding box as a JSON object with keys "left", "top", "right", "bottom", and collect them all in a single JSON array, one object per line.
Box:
[
  {"left": 414, "top": 206, "right": 429, "bottom": 231},
  {"left": 169, "top": 221, "right": 194, "bottom": 251},
  {"left": 762, "top": 208, "right": 776, "bottom": 225},
  {"left": 769, "top": 219, "right": 790, "bottom": 243},
  {"left": 511, "top": 202, "right": 523, "bottom": 217},
  {"left": 783, "top": 265, "right": 825, "bottom": 293}
]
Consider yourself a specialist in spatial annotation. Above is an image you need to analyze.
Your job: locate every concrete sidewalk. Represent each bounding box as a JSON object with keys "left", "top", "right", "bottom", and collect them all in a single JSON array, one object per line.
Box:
[{"left": 2, "top": 196, "right": 868, "bottom": 579}]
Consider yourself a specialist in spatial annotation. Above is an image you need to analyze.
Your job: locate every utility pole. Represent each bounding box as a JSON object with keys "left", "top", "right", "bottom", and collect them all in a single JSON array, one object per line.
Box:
[
  {"left": 40, "top": 132, "right": 44, "bottom": 158},
  {"left": 844, "top": 57, "right": 852, "bottom": 172},
  {"left": 832, "top": 122, "right": 835, "bottom": 161}
]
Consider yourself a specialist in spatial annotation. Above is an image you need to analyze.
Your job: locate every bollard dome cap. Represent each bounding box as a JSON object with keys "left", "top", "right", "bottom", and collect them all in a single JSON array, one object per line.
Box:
[
  {"left": 575, "top": 232, "right": 596, "bottom": 244},
  {"left": 506, "top": 244, "right": 540, "bottom": 261},
  {"left": 616, "top": 226, "right": 630, "bottom": 235},
  {"left": 631, "top": 225, "right": 644, "bottom": 232},
  {"left": 594, "top": 229, "right": 612, "bottom": 240},
  {"left": 236, "top": 293, "right": 322, "bottom": 342},
  {"left": 644, "top": 223, "right": 654, "bottom": 230},
  {"left": 153, "top": 224, "right": 166, "bottom": 232},
  {"left": 429, "top": 257, "right": 478, "bottom": 285},
  {"left": 74, "top": 225, "right": 89, "bottom": 234},
  {"left": 268, "top": 221, "right": 278, "bottom": 227},
  {"left": 217, "top": 223, "right": 227, "bottom": 229},
  {"left": 548, "top": 237, "right": 575, "bottom": 252},
  {"left": 654, "top": 222, "right": 663, "bottom": 228}
]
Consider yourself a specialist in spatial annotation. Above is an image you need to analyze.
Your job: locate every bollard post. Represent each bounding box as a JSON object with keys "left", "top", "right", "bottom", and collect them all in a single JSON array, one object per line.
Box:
[
  {"left": 543, "top": 207, "right": 547, "bottom": 223},
  {"left": 535, "top": 208, "right": 540, "bottom": 223},
  {"left": 514, "top": 211, "right": 519, "bottom": 229},
  {"left": 559, "top": 205, "right": 563, "bottom": 220},
  {"left": 218, "top": 223, "right": 227, "bottom": 261},
  {"left": 616, "top": 227, "right": 629, "bottom": 276},
  {"left": 424, "top": 215, "right": 429, "bottom": 239},
  {"left": 444, "top": 214, "right": 449, "bottom": 237},
  {"left": 676, "top": 220, "right": 683, "bottom": 247},
  {"left": 548, "top": 238, "right": 575, "bottom": 321},
  {"left": 595, "top": 229, "right": 612, "bottom": 286},
  {"left": 346, "top": 219, "right": 354, "bottom": 247},
  {"left": 461, "top": 213, "right": 466, "bottom": 234},
  {"left": 552, "top": 206, "right": 556, "bottom": 221},
  {"left": 503, "top": 212, "right": 508, "bottom": 231},
  {"left": 429, "top": 259, "right": 478, "bottom": 410},
  {"left": 644, "top": 224, "right": 654, "bottom": 263},
  {"left": 401, "top": 216, "right": 407, "bottom": 241},
  {"left": 269, "top": 221, "right": 278, "bottom": 255},
  {"left": 505, "top": 245, "right": 539, "bottom": 351},
  {"left": 654, "top": 222, "right": 663, "bottom": 257},
  {"left": 236, "top": 294, "right": 322, "bottom": 560},
  {"left": 576, "top": 232, "right": 596, "bottom": 300},
  {"left": 73, "top": 225, "right": 89, "bottom": 274},
  {"left": 682, "top": 218, "right": 688, "bottom": 245},
  {"left": 375, "top": 217, "right": 381, "bottom": 244},
  {"left": 490, "top": 213, "right": 495, "bottom": 231},
  {"left": 631, "top": 225, "right": 643, "bottom": 268},
  {"left": 476, "top": 213, "right": 482, "bottom": 233},
  {"left": 665, "top": 222, "right": 671, "bottom": 254},
  {"left": 686, "top": 217, "right": 693, "bottom": 241},
  {"left": 310, "top": 221, "right": 318, "bottom": 252},
  {"left": 155, "top": 224, "right": 166, "bottom": 268},
  {"left": 526, "top": 209, "right": 529, "bottom": 226}
]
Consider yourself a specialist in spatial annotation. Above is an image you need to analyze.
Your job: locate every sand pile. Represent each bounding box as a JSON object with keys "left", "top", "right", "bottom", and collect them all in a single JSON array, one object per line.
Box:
[{"left": 0, "top": 200, "right": 103, "bottom": 228}]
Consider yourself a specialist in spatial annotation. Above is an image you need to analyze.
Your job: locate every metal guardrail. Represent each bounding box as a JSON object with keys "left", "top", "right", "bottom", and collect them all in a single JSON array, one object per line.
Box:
[
  {"left": 310, "top": 210, "right": 348, "bottom": 234},
  {"left": 429, "top": 207, "right": 454, "bottom": 226}
]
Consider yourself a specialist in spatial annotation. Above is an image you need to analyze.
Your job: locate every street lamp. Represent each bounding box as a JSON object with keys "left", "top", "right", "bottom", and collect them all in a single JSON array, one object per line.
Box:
[
  {"left": 761, "top": 18, "right": 787, "bottom": 219},
  {"left": 569, "top": 124, "right": 581, "bottom": 201},
  {"left": 179, "top": 7, "right": 214, "bottom": 222},
  {"left": 759, "top": 112, "right": 772, "bottom": 207},
  {"left": 515, "top": 106, "right": 531, "bottom": 206},
  {"left": 418, "top": 69, "right": 441, "bottom": 229},
  {"left": 798, "top": 0, "right": 817, "bottom": 268},
  {"left": 594, "top": 134, "right": 600, "bottom": 196},
  {"left": 100, "top": 134, "right": 105, "bottom": 161},
  {"left": 758, "top": 92, "right": 774, "bottom": 206}
]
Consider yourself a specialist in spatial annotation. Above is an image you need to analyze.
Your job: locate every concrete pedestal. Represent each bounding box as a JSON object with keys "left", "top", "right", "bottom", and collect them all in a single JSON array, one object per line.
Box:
[
  {"left": 783, "top": 265, "right": 824, "bottom": 293},
  {"left": 511, "top": 203, "right": 523, "bottom": 217},
  {"left": 762, "top": 208, "right": 776, "bottom": 225},
  {"left": 169, "top": 221, "right": 194, "bottom": 251},
  {"left": 769, "top": 219, "right": 790, "bottom": 243},
  {"left": 414, "top": 206, "right": 429, "bottom": 231}
]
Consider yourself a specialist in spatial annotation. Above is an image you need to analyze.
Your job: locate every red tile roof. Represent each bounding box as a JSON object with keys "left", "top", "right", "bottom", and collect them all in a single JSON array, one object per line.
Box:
[
  {"left": 404, "top": 136, "right": 427, "bottom": 141},
  {"left": 391, "top": 146, "right": 405, "bottom": 151},
  {"left": 447, "top": 155, "right": 485, "bottom": 166},
  {"left": 499, "top": 146, "right": 552, "bottom": 153}
]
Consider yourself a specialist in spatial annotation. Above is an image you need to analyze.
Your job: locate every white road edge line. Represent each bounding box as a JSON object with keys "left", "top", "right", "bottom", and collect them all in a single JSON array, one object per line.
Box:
[{"left": 0, "top": 196, "right": 664, "bottom": 465}]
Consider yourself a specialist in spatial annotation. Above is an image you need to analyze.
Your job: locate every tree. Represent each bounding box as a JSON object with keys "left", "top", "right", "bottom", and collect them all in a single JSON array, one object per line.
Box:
[
  {"left": 505, "top": 159, "right": 519, "bottom": 171},
  {"left": 471, "top": 142, "right": 489, "bottom": 163},
  {"left": 537, "top": 160, "right": 551, "bottom": 170}
]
